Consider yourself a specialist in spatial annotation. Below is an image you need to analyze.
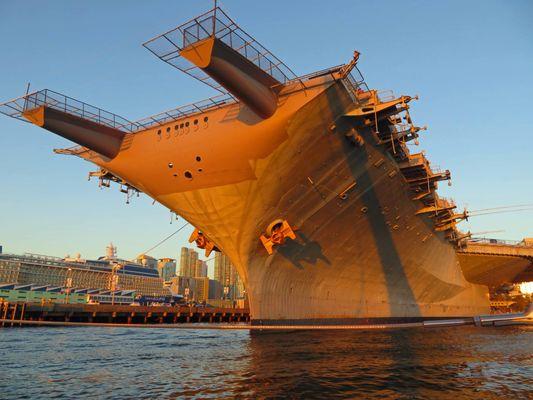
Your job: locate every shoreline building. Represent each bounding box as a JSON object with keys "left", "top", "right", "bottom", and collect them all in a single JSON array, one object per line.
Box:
[
  {"left": 193, "top": 277, "right": 210, "bottom": 303},
  {"left": 214, "top": 253, "right": 244, "bottom": 299},
  {"left": 173, "top": 247, "right": 209, "bottom": 301},
  {"left": 0, "top": 247, "right": 169, "bottom": 296},
  {"left": 157, "top": 257, "right": 176, "bottom": 282},
  {"left": 135, "top": 254, "right": 158, "bottom": 270},
  {"left": 194, "top": 259, "right": 208, "bottom": 278},
  {"left": 179, "top": 247, "right": 198, "bottom": 278}
]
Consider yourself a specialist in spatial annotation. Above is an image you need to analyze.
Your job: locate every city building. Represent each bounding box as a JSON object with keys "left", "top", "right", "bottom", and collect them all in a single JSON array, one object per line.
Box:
[
  {"left": 194, "top": 259, "right": 208, "bottom": 278},
  {"left": 208, "top": 279, "right": 222, "bottom": 299},
  {"left": 192, "top": 277, "right": 209, "bottom": 302},
  {"left": 135, "top": 254, "right": 158, "bottom": 270},
  {"left": 157, "top": 258, "right": 176, "bottom": 281},
  {"left": 179, "top": 247, "right": 198, "bottom": 277},
  {"left": 235, "top": 273, "right": 245, "bottom": 299},
  {"left": 166, "top": 276, "right": 195, "bottom": 300},
  {"left": 0, "top": 283, "right": 135, "bottom": 305},
  {"left": 166, "top": 275, "right": 209, "bottom": 303},
  {"left": 0, "top": 252, "right": 170, "bottom": 296},
  {"left": 214, "top": 252, "right": 243, "bottom": 299}
]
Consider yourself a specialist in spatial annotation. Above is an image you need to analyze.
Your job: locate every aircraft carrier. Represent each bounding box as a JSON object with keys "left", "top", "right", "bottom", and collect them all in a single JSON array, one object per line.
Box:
[{"left": 1, "top": 6, "right": 530, "bottom": 325}]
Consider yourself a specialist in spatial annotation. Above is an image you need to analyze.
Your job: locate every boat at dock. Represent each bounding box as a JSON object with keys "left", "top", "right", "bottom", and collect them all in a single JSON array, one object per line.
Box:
[{"left": 1, "top": 6, "right": 531, "bottom": 325}]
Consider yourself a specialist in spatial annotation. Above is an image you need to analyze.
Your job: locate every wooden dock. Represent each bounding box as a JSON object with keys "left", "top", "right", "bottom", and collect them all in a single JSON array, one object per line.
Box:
[{"left": 0, "top": 301, "right": 250, "bottom": 327}]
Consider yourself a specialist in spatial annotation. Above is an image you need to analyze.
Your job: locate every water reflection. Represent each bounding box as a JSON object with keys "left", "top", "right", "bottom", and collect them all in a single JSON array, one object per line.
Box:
[
  {"left": 243, "top": 327, "right": 532, "bottom": 399},
  {"left": 0, "top": 326, "right": 531, "bottom": 399}
]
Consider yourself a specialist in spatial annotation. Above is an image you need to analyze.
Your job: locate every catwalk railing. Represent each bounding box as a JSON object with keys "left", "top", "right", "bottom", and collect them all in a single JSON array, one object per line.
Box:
[
  {"left": 0, "top": 89, "right": 140, "bottom": 132},
  {"left": 143, "top": 7, "right": 297, "bottom": 92},
  {"left": 0, "top": 89, "right": 237, "bottom": 133}
]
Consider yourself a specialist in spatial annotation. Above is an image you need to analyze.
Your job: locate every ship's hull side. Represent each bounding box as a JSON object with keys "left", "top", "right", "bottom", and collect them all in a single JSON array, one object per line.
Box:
[{"left": 86, "top": 79, "right": 489, "bottom": 323}]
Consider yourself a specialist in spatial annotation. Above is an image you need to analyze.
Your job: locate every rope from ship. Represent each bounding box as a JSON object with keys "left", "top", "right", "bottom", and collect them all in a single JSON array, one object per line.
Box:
[{"left": 139, "top": 221, "right": 190, "bottom": 256}]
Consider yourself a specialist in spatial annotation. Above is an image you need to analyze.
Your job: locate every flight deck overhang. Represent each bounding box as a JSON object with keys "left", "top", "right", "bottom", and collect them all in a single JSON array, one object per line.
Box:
[
  {"left": 23, "top": 106, "right": 125, "bottom": 159},
  {"left": 0, "top": 89, "right": 135, "bottom": 159},
  {"left": 179, "top": 36, "right": 280, "bottom": 118},
  {"left": 143, "top": 7, "right": 297, "bottom": 119}
]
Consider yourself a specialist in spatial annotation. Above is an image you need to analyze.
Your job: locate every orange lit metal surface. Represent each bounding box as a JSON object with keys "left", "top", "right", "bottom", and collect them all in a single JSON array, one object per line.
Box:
[{"left": 1, "top": 6, "right": 529, "bottom": 325}]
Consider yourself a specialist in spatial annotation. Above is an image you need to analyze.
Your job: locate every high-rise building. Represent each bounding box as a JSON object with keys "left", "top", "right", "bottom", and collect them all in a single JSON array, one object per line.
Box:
[
  {"left": 235, "top": 273, "right": 245, "bottom": 299},
  {"left": 157, "top": 258, "right": 176, "bottom": 282},
  {"left": 179, "top": 247, "right": 199, "bottom": 277},
  {"left": 214, "top": 253, "right": 243, "bottom": 299},
  {"left": 194, "top": 259, "right": 208, "bottom": 278},
  {"left": 208, "top": 279, "right": 222, "bottom": 299},
  {"left": 193, "top": 277, "right": 209, "bottom": 303}
]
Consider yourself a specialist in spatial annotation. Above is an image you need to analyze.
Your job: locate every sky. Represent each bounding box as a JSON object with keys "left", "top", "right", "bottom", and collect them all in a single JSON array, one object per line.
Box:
[{"left": 0, "top": 0, "right": 532, "bottom": 277}]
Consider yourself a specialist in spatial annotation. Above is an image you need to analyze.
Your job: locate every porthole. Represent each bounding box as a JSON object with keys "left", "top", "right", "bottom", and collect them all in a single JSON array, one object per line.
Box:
[
  {"left": 180, "top": 123, "right": 184, "bottom": 129},
  {"left": 184, "top": 171, "right": 193, "bottom": 180},
  {"left": 185, "top": 121, "right": 189, "bottom": 127},
  {"left": 174, "top": 125, "right": 179, "bottom": 130},
  {"left": 157, "top": 129, "right": 161, "bottom": 135},
  {"left": 203, "top": 116, "right": 208, "bottom": 122},
  {"left": 193, "top": 119, "right": 198, "bottom": 125},
  {"left": 195, "top": 156, "right": 201, "bottom": 162},
  {"left": 166, "top": 127, "right": 171, "bottom": 133},
  {"left": 198, "top": 168, "right": 203, "bottom": 173},
  {"left": 168, "top": 162, "right": 173, "bottom": 168}
]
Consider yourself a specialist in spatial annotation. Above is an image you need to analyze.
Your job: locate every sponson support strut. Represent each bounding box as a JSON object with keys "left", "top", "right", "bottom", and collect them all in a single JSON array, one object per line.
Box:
[
  {"left": 23, "top": 106, "right": 125, "bottom": 159},
  {"left": 180, "top": 37, "right": 280, "bottom": 119}
]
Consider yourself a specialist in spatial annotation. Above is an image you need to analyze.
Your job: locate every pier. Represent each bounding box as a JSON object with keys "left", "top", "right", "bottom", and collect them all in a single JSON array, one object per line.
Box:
[
  {"left": 0, "top": 301, "right": 249, "bottom": 327},
  {"left": 1, "top": 300, "right": 531, "bottom": 330}
]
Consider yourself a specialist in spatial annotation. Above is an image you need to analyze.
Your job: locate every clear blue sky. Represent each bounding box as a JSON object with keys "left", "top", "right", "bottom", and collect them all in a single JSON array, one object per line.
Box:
[{"left": 1, "top": 0, "right": 532, "bottom": 272}]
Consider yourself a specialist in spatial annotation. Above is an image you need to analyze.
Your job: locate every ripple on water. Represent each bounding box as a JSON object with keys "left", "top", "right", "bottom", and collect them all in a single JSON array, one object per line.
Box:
[{"left": 0, "top": 326, "right": 531, "bottom": 399}]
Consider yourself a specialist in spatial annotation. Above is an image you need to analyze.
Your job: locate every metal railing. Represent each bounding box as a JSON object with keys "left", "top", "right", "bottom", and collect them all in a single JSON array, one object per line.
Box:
[
  {"left": 143, "top": 7, "right": 297, "bottom": 92},
  {"left": 134, "top": 93, "right": 236, "bottom": 129},
  {"left": 0, "top": 89, "right": 140, "bottom": 132},
  {"left": 468, "top": 237, "right": 527, "bottom": 246},
  {"left": 0, "top": 88, "right": 240, "bottom": 133},
  {"left": 342, "top": 67, "right": 370, "bottom": 106}
]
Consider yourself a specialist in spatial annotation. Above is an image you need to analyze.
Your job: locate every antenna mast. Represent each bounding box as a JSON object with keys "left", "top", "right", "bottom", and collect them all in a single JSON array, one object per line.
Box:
[{"left": 212, "top": 0, "right": 218, "bottom": 35}]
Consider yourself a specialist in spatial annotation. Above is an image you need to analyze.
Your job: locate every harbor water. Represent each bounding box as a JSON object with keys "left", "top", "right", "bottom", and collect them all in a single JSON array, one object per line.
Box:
[{"left": 1, "top": 325, "right": 531, "bottom": 399}]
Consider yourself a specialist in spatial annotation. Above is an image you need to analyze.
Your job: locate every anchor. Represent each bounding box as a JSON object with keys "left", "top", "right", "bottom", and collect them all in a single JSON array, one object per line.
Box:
[{"left": 260, "top": 219, "right": 297, "bottom": 255}]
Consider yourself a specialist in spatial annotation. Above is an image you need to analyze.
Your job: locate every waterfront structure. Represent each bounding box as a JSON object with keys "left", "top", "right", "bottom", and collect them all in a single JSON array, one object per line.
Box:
[
  {"left": 135, "top": 254, "right": 158, "bottom": 270},
  {"left": 166, "top": 275, "right": 209, "bottom": 302},
  {"left": 214, "top": 253, "right": 236, "bottom": 298},
  {"left": 208, "top": 279, "right": 222, "bottom": 300},
  {"left": 0, "top": 253, "right": 169, "bottom": 296},
  {"left": 0, "top": 283, "right": 135, "bottom": 305},
  {"left": 0, "top": 283, "right": 87, "bottom": 304},
  {"left": 179, "top": 247, "right": 199, "bottom": 278},
  {"left": 1, "top": 6, "right": 531, "bottom": 324},
  {"left": 192, "top": 277, "right": 210, "bottom": 302},
  {"left": 194, "top": 259, "right": 208, "bottom": 278},
  {"left": 214, "top": 252, "right": 243, "bottom": 299},
  {"left": 166, "top": 276, "right": 195, "bottom": 299},
  {"left": 157, "top": 257, "right": 176, "bottom": 281},
  {"left": 104, "top": 242, "right": 118, "bottom": 260}
]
